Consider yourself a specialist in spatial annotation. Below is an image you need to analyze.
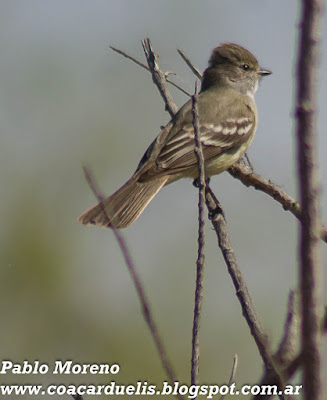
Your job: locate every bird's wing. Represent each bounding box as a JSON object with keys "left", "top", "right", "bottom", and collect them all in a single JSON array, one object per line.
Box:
[
  {"left": 157, "top": 116, "right": 254, "bottom": 170},
  {"left": 135, "top": 91, "right": 256, "bottom": 181}
]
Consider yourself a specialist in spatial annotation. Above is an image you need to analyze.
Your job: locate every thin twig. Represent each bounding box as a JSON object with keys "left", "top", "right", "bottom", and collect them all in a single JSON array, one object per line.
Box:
[
  {"left": 141, "top": 38, "right": 178, "bottom": 117},
  {"left": 256, "top": 304, "right": 327, "bottom": 400},
  {"left": 282, "top": 353, "right": 303, "bottom": 381},
  {"left": 165, "top": 78, "right": 191, "bottom": 97},
  {"left": 229, "top": 160, "right": 301, "bottom": 215},
  {"left": 295, "top": 1, "right": 323, "bottom": 399},
  {"left": 219, "top": 354, "right": 238, "bottom": 400},
  {"left": 322, "top": 306, "right": 327, "bottom": 334},
  {"left": 110, "top": 45, "right": 149, "bottom": 72},
  {"left": 204, "top": 186, "right": 285, "bottom": 400},
  {"left": 253, "top": 354, "right": 303, "bottom": 400},
  {"left": 254, "top": 290, "right": 299, "bottom": 400},
  {"left": 110, "top": 45, "right": 191, "bottom": 97},
  {"left": 190, "top": 83, "right": 206, "bottom": 386},
  {"left": 177, "top": 49, "right": 203, "bottom": 80},
  {"left": 244, "top": 153, "right": 254, "bottom": 171},
  {"left": 274, "top": 290, "right": 299, "bottom": 365},
  {"left": 82, "top": 166, "right": 181, "bottom": 398}
]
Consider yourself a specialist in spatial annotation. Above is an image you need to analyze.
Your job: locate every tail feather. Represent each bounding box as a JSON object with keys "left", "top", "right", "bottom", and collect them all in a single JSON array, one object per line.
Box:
[{"left": 78, "top": 176, "right": 167, "bottom": 229}]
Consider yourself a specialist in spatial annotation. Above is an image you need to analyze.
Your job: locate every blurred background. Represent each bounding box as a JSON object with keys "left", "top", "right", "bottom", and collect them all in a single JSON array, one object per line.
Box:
[{"left": 0, "top": 0, "right": 326, "bottom": 398}]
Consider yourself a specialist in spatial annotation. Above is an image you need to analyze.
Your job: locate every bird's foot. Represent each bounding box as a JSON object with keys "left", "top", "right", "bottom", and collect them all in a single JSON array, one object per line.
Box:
[{"left": 192, "top": 177, "right": 210, "bottom": 188}]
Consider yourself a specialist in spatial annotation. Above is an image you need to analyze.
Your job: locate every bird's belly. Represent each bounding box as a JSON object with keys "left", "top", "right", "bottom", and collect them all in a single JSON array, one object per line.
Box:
[
  {"left": 165, "top": 140, "right": 253, "bottom": 185},
  {"left": 205, "top": 143, "right": 249, "bottom": 177}
]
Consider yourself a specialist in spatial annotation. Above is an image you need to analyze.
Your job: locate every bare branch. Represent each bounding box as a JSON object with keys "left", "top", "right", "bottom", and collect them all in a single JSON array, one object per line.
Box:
[
  {"left": 282, "top": 353, "right": 303, "bottom": 381},
  {"left": 219, "top": 355, "right": 238, "bottom": 400},
  {"left": 177, "top": 49, "right": 203, "bottom": 80},
  {"left": 110, "top": 45, "right": 150, "bottom": 72},
  {"left": 322, "top": 306, "right": 327, "bottom": 334},
  {"left": 190, "top": 83, "right": 206, "bottom": 386},
  {"left": 256, "top": 303, "right": 327, "bottom": 400},
  {"left": 274, "top": 290, "right": 299, "bottom": 365},
  {"left": 228, "top": 160, "right": 327, "bottom": 244},
  {"left": 254, "top": 290, "right": 299, "bottom": 400},
  {"left": 204, "top": 186, "right": 285, "bottom": 400},
  {"left": 253, "top": 353, "right": 303, "bottom": 400},
  {"left": 110, "top": 45, "right": 191, "bottom": 97},
  {"left": 295, "top": 1, "right": 323, "bottom": 399},
  {"left": 244, "top": 153, "right": 254, "bottom": 171},
  {"left": 141, "top": 38, "right": 179, "bottom": 117},
  {"left": 228, "top": 354, "right": 238, "bottom": 385},
  {"left": 230, "top": 160, "right": 301, "bottom": 216},
  {"left": 165, "top": 78, "right": 191, "bottom": 97},
  {"left": 82, "top": 166, "right": 180, "bottom": 396}
]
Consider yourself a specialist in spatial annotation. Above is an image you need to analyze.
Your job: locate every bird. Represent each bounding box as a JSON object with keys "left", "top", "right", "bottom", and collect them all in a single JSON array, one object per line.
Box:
[{"left": 78, "top": 43, "right": 271, "bottom": 229}]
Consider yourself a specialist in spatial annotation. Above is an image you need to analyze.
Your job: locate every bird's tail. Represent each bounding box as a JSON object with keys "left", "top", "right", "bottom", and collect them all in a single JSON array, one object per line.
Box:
[{"left": 78, "top": 175, "right": 168, "bottom": 229}]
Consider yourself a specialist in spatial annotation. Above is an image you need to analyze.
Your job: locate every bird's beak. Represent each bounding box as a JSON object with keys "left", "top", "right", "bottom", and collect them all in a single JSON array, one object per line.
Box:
[{"left": 258, "top": 69, "right": 272, "bottom": 76}]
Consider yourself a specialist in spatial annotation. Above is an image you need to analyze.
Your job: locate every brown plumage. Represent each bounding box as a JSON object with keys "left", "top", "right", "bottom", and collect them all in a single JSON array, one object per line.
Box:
[{"left": 78, "top": 43, "right": 271, "bottom": 228}]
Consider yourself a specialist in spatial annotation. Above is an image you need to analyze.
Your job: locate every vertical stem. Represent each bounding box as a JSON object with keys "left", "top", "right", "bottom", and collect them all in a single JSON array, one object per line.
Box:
[
  {"left": 191, "top": 83, "right": 206, "bottom": 386},
  {"left": 295, "top": 1, "right": 323, "bottom": 399}
]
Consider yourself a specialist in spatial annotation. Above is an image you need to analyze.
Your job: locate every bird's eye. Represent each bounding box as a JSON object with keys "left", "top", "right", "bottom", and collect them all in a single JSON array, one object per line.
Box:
[{"left": 242, "top": 64, "right": 250, "bottom": 70}]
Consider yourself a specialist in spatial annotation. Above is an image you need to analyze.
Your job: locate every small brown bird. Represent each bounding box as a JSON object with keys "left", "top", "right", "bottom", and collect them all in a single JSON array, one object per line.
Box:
[{"left": 78, "top": 43, "right": 271, "bottom": 229}]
